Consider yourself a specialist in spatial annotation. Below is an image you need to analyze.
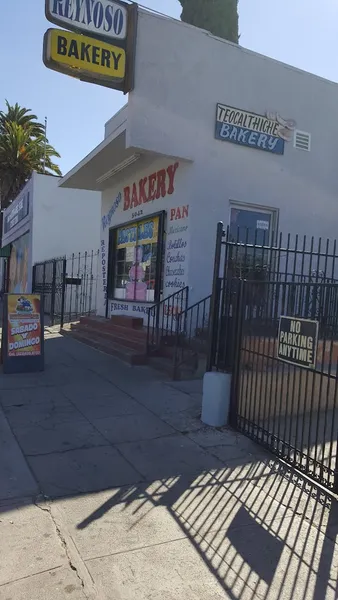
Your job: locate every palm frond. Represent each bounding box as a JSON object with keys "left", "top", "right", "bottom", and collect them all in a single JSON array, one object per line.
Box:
[{"left": 0, "top": 101, "right": 61, "bottom": 209}]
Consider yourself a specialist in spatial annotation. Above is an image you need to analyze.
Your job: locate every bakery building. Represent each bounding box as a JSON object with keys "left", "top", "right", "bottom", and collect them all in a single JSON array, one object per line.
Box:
[{"left": 60, "top": 6, "right": 338, "bottom": 322}]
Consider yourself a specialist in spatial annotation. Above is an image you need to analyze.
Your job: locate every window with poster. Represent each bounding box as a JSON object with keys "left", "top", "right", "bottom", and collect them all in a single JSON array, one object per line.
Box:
[
  {"left": 228, "top": 202, "right": 278, "bottom": 279},
  {"left": 229, "top": 204, "right": 275, "bottom": 245},
  {"left": 108, "top": 212, "right": 165, "bottom": 304}
]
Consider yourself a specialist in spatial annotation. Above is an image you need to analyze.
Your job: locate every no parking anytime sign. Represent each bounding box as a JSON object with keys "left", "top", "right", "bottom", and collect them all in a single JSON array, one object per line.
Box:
[{"left": 277, "top": 316, "right": 319, "bottom": 369}]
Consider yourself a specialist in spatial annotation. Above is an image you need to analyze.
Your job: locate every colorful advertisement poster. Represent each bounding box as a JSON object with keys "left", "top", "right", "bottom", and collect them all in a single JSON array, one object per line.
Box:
[
  {"left": 115, "top": 217, "right": 160, "bottom": 302},
  {"left": 9, "top": 232, "right": 30, "bottom": 293},
  {"left": 117, "top": 217, "right": 159, "bottom": 249},
  {"left": 7, "top": 295, "right": 42, "bottom": 358}
]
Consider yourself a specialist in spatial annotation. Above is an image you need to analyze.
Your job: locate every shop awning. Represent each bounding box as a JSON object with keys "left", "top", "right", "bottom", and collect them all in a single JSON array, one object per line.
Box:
[
  {"left": 59, "top": 104, "right": 138, "bottom": 191},
  {"left": 0, "top": 244, "right": 11, "bottom": 258},
  {"left": 60, "top": 129, "right": 131, "bottom": 191},
  {"left": 59, "top": 105, "right": 193, "bottom": 192}
]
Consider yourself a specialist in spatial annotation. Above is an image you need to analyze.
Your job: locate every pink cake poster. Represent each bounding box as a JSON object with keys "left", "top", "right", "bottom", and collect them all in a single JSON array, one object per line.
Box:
[
  {"left": 116, "top": 217, "right": 159, "bottom": 302},
  {"left": 125, "top": 246, "right": 148, "bottom": 301}
]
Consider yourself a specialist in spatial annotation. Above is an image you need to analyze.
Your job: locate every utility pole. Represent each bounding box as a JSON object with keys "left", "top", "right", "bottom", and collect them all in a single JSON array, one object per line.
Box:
[{"left": 43, "top": 117, "right": 47, "bottom": 174}]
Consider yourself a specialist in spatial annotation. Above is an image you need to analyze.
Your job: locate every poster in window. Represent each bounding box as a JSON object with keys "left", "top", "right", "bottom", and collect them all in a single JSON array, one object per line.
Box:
[
  {"left": 9, "top": 232, "right": 30, "bottom": 293},
  {"left": 125, "top": 246, "right": 135, "bottom": 263},
  {"left": 115, "top": 217, "right": 160, "bottom": 303},
  {"left": 116, "top": 218, "right": 159, "bottom": 248}
]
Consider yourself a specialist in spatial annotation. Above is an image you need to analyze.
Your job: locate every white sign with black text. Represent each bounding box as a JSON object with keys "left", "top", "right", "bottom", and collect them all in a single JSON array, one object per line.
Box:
[
  {"left": 277, "top": 316, "right": 319, "bottom": 369},
  {"left": 45, "top": 0, "right": 129, "bottom": 41}
]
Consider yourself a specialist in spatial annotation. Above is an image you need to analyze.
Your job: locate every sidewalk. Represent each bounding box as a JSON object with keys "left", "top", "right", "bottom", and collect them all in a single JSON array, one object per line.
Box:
[{"left": 0, "top": 330, "right": 337, "bottom": 599}]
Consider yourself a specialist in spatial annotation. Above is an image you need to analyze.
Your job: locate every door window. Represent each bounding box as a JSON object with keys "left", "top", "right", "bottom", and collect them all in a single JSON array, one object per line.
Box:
[
  {"left": 228, "top": 205, "right": 276, "bottom": 278},
  {"left": 230, "top": 207, "right": 272, "bottom": 245}
]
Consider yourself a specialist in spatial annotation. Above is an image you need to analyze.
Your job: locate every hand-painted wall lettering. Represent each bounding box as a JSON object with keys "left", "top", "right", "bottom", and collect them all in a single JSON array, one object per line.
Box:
[
  {"left": 164, "top": 201, "right": 189, "bottom": 292},
  {"left": 170, "top": 205, "right": 189, "bottom": 221},
  {"left": 100, "top": 239, "right": 107, "bottom": 300},
  {"left": 102, "top": 192, "right": 122, "bottom": 230},
  {"left": 123, "top": 162, "right": 179, "bottom": 211}
]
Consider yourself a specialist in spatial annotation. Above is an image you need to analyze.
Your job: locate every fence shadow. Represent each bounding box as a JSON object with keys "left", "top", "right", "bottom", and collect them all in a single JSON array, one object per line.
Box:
[
  {"left": 74, "top": 458, "right": 337, "bottom": 599},
  {"left": 0, "top": 333, "right": 337, "bottom": 599}
]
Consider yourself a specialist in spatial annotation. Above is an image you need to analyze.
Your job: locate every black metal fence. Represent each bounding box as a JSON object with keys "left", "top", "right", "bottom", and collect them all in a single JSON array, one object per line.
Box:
[
  {"left": 209, "top": 223, "right": 338, "bottom": 492},
  {"left": 33, "top": 257, "right": 66, "bottom": 326},
  {"left": 147, "top": 287, "right": 212, "bottom": 379},
  {"left": 63, "top": 250, "right": 100, "bottom": 324},
  {"left": 33, "top": 250, "right": 99, "bottom": 327},
  {"left": 211, "top": 226, "right": 338, "bottom": 371},
  {"left": 173, "top": 294, "right": 211, "bottom": 379},
  {"left": 231, "top": 279, "right": 338, "bottom": 491},
  {"left": 147, "top": 286, "right": 189, "bottom": 356}
]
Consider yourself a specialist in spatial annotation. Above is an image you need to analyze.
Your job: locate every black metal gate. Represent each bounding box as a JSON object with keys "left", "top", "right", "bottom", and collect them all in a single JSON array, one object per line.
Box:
[
  {"left": 32, "top": 250, "right": 99, "bottom": 327},
  {"left": 209, "top": 222, "right": 338, "bottom": 492},
  {"left": 33, "top": 257, "right": 66, "bottom": 326}
]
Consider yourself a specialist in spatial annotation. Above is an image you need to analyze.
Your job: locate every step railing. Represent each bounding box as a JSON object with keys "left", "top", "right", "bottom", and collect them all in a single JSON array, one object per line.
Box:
[
  {"left": 146, "top": 287, "right": 189, "bottom": 355},
  {"left": 173, "top": 294, "right": 212, "bottom": 379}
]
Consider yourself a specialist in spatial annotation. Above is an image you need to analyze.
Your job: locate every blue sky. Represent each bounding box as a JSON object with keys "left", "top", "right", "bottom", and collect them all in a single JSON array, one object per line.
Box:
[{"left": 1, "top": 0, "right": 337, "bottom": 174}]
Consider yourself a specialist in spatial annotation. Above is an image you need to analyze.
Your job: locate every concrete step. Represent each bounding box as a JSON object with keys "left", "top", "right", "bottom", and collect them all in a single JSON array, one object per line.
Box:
[
  {"left": 79, "top": 316, "right": 148, "bottom": 341},
  {"left": 70, "top": 323, "right": 147, "bottom": 353},
  {"left": 62, "top": 329, "right": 148, "bottom": 366},
  {"left": 148, "top": 355, "right": 201, "bottom": 381},
  {"left": 110, "top": 315, "right": 143, "bottom": 329},
  {"left": 152, "top": 344, "right": 176, "bottom": 359},
  {"left": 149, "top": 356, "right": 175, "bottom": 378}
]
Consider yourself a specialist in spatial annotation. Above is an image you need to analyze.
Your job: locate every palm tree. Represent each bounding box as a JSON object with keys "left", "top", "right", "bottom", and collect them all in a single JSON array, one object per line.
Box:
[
  {"left": 0, "top": 101, "right": 46, "bottom": 138},
  {"left": 0, "top": 101, "right": 61, "bottom": 210}
]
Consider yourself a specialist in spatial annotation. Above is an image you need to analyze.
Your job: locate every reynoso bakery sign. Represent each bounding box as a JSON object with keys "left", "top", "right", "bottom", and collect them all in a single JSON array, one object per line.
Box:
[
  {"left": 45, "top": 0, "right": 129, "bottom": 40},
  {"left": 43, "top": 29, "right": 126, "bottom": 85},
  {"left": 44, "top": 0, "right": 137, "bottom": 93}
]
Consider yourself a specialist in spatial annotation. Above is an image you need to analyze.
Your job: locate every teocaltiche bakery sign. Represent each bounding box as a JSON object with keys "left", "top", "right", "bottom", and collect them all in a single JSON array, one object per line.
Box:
[{"left": 43, "top": 0, "right": 138, "bottom": 93}]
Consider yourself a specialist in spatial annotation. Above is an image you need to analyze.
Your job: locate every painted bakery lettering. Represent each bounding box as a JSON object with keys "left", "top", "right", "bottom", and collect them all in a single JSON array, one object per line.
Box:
[
  {"left": 100, "top": 239, "right": 107, "bottom": 300},
  {"left": 170, "top": 205, "right": 189, "bottom": 221},
  {"left": 102, "top": 191, "right": 122, "bottom": 230},
  {"left": 123, "top": 162, "right": 179, "bottom": 211},
  {"left": 165, "top": 201, "right": 189, "bottom": 292}
]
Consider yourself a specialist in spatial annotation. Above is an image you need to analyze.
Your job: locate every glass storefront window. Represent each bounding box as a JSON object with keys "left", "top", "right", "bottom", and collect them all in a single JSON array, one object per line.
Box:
[{"left": 113, "top": 216, "right": 160, "bottom": 303}]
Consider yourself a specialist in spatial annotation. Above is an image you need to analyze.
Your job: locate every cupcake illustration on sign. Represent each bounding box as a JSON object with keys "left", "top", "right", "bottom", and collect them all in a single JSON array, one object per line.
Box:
[
  {"left": 265, "top": 112, "right": 297, "bottom": 142},
  {"left": 16, "top": 296, "right": 33, "bottom": 313},
  {"left": 126, "top": 246, "right": 147, "bottom": 301}
]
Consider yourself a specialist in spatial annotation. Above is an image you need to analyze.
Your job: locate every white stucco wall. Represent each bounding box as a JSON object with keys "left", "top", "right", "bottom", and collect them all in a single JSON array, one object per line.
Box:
[
  {"left": 32, "top": 173, "right": 101, "bottom": 263},
  {"left": 98, "top": 157, "right": 191, "bottom": 319},
  {"left": 124, "top": 9, "right": 338, "bottom": 301},
  {"left": 62, "top": 8, "right": 338, "bottom": 312},
  {"left": 2, "top": 174, "right": 101, "bottom": 295}
]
